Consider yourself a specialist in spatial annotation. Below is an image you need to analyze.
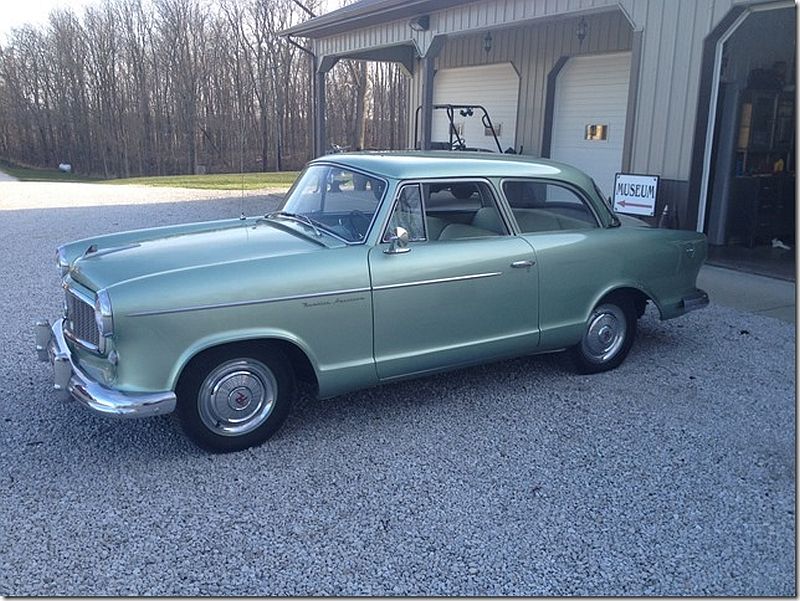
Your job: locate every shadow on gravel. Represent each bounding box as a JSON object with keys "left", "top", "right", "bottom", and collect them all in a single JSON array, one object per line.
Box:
[{"left": 30, "top": 351, "right": 570, "bottom": 466}]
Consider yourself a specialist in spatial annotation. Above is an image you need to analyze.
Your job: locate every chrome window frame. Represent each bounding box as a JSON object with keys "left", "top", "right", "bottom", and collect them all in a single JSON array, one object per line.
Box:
[
  {"left": 498, "top": 177, "right": 602, "bottom": 231},
  {"left": 279, "top": 161, "right": 390, "bottom": 246},
  {"left": 381, "top": 182, "right": 428, "bottom": 243}
]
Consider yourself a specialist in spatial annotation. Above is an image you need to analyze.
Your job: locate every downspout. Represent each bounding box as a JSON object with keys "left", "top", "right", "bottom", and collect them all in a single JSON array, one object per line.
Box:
[
  {"left": 287, "top": 1, "right": 317, "bottom": 160},
  {"left": 287, "top": 33, "right": 318, "bottom": 161}
]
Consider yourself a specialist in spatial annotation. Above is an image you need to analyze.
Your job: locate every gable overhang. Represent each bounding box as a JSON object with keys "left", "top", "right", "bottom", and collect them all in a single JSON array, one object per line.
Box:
[{"left": 280, "top": 0, "right": 471, "bottom": 38}]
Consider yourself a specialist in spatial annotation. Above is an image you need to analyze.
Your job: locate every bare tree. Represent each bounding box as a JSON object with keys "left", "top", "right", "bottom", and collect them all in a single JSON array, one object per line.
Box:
[{"left": 0, "top": 0, "right": 410, "bottom": 176}]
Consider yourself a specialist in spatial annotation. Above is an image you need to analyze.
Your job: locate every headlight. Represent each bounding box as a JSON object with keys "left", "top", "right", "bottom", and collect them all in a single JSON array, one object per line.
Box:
[
  {"left": 56, "top": 246, "right": 69, "bottom": 277},
  {"left": 94, "top": 289, "right": 114, "bottom": 338}
]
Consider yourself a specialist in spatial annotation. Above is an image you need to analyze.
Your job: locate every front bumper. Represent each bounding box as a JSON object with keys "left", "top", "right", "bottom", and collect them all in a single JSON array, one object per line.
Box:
[
  {"left": 35, "top": 318, "right": 176, "bottom": 418},
  {"left": 681, "top": 288, "right": 710, "bottom": 312}
]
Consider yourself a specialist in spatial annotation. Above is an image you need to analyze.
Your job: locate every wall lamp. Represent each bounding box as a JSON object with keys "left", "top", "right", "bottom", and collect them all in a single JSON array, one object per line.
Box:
[
  {"left": 409, "top": 15, "right": 430, "bottom": 32},
  {"left": 577, "top": 17, "right": 588, "bottom": 46},
  {"left": 483, "top": 31, "right": 493, "bottom": 53}
]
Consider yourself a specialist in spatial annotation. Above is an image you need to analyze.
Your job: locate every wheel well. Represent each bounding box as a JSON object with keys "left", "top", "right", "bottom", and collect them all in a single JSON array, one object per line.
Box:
[
  {"left": 268, "top": 339, "right": 319, "bottom": 393},
  {"left": 601, "top": 287, "right": 651, "bottom": 319},
  {"left": 178, "top": 338, "right": 319, "bottom": 395}
]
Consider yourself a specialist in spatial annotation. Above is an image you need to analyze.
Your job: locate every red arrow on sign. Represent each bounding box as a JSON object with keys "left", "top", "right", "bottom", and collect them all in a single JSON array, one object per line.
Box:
[{"left": 617, "top": 199, "right": 651, "bottom": 209}]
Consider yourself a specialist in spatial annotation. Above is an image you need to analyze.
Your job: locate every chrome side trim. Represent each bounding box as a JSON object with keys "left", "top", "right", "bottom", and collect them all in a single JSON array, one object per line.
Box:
[
  {"left": 128, "top": 287, "right": 372, "bottom": 317},
  {"left": 128, "top": 272, "right": 504, "bottom": 317},
  {"left": 373, "top": 271, "right": 503, "bottom": 291}
]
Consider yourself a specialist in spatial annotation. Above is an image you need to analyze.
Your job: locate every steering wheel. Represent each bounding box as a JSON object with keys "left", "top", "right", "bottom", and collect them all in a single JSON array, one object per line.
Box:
[{"left": 347, "top": 210, "right": 371, "bottom": 240}]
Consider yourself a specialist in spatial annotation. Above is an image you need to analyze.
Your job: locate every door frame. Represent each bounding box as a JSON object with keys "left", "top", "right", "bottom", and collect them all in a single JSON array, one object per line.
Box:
[{"left": 692, "top": 0, "right": 794, "bottom": 233}]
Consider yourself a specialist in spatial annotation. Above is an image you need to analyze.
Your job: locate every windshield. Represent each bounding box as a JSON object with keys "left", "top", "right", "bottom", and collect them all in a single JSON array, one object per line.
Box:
[{"left": 276, "top": 164, "right": 387, "bottom": 242}]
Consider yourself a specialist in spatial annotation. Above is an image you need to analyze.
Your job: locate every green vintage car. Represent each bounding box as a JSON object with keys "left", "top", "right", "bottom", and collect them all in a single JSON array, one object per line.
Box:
[{"left": 36, "top": 152, "right": 708, "bottom": 452}]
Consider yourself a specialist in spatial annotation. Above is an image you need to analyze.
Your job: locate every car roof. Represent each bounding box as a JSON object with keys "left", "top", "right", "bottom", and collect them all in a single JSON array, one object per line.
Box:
[{"left": 310, "top": 151, "right": 594, "bottom": 185}]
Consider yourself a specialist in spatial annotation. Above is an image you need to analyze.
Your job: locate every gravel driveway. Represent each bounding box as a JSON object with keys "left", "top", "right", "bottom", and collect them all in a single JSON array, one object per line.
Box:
[{"left": 0, "top": 181, "right": 795, "bottom": 596}]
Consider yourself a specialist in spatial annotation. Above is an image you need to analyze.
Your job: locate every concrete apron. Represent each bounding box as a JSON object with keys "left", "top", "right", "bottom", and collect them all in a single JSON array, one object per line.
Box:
[{"left": 698, "top": 264, "right": 796, "bottom": 324}]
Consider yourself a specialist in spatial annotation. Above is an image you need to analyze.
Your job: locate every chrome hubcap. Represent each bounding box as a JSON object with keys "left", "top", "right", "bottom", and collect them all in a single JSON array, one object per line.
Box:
[
  {"left": 198, "top": 359, "right": 277, "bottom": 437},
  {"left": 581, "top": 303, "right": 627, "bottom": 364}
]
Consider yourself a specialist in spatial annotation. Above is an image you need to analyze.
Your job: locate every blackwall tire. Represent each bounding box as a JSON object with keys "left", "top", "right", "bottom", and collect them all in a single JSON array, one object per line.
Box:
[
  {"left": 571, "top": 294, "right": 637, "bottom": 374},
  {"left": 176, "top": 343, "right": 295, "bottom": 452}
]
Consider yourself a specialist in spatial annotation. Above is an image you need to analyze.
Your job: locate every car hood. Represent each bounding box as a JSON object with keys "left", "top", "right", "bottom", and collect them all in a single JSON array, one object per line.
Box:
[{"left": 68, "top": 219, "right": 329, "bottom": 291}]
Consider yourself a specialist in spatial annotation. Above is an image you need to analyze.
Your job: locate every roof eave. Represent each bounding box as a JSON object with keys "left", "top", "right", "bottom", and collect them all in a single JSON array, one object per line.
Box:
[{"left": 280, "top": 0, "right": 471, "bottom": 39}]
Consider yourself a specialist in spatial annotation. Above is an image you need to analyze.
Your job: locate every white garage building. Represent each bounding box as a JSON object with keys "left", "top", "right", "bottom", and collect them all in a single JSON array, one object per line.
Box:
[{"left": 284, "top": 0, "right": 796, "bottom": 279}]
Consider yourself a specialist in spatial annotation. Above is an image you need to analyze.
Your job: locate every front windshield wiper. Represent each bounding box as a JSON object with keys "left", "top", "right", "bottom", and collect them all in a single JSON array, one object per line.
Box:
[{"left": 266, "top": 211, "right": 325, "bottom": 237}]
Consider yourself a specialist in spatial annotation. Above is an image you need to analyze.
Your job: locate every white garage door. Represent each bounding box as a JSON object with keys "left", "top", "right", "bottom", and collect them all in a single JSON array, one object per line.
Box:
[
  {"left": 432, "top": 63, "right": 519, "bottom": 152},
  {"left": 551, "top": 52, "right": 631, "bottom": 197}
]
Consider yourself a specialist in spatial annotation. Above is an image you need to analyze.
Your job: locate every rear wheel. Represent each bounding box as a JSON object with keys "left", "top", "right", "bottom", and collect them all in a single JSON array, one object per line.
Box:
[
  {"left": 570, "top": 294, "right": 637, "bottom": 374},
  {"left": 176, "top": 343, "right": 295, "bottom": 452}
]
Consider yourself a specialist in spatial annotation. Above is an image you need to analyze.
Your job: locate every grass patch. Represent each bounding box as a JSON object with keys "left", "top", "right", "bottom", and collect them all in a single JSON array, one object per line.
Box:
[
  {"left": 107, "top": 171, "right": 299, "bottom": 190},
  {"left": 0, "top": 160, "right": 297, "bottom": 190},
  {"left": 0, "top": 160, "right": 98, "bottom": 182}
]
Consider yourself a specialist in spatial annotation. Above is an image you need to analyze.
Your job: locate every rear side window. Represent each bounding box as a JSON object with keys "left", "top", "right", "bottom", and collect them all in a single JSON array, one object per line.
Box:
[{"left": 503, "top": 180, "right": 598, "bottom": 233}]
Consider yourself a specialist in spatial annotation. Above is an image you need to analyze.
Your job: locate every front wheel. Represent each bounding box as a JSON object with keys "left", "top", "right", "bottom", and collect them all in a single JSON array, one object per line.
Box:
[
  {"left": 176, "top": 343, "right": 295, "bottom": 452},
  {"left": 570, "top": 294, "right": 637, "bottom": 374}
]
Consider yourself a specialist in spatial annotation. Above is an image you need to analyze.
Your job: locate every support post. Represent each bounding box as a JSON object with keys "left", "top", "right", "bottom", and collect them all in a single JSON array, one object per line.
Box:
[
  {"left": 314, "top": 69, "right": 327, "bottom": 157},
  {"left": 314, "top": 56, "right": 339, "bottom": 157},
  {"left": 419, "top": 36, "right": 446, "bottom": 151}
]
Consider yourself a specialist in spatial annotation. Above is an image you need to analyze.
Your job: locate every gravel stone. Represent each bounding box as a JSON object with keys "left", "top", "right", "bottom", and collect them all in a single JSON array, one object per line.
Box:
[{"left": 0, "top": 182, "right": 794, "bottom": 595}]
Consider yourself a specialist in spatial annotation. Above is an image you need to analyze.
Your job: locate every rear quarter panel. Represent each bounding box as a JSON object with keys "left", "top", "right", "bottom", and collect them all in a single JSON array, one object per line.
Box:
[{"left": 524, "top": 226, "right": 706, "bottom": 350}]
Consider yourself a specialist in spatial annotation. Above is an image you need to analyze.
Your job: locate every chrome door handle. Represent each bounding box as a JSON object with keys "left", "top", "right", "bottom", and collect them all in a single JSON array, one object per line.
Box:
[{"left": 510, "top": 260, "right": 535, "bottom": 268}]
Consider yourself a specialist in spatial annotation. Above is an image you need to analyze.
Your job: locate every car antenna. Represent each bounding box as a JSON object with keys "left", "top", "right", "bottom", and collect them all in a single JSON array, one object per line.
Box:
[{"left": 239, "top": 103, "right": 246, "bottom": 221}]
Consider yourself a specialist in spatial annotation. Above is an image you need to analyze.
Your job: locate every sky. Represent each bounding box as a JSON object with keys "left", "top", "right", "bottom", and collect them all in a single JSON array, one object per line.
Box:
[
  {"left": 1, "top": 0, "right": 92, "bottom": 39},
  {"left": 0, "top": 0, "right": 341, "bottom": 42}
]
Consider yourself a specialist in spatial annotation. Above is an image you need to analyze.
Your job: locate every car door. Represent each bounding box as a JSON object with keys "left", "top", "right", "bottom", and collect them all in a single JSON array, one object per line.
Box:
[{"left": 368, "top": 180, "right": 540, "bottom": 380}]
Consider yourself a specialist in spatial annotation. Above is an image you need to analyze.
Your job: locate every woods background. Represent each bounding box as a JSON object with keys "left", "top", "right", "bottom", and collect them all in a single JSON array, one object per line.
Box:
[{"left": 0, "top": 0, "right": 409, "bottom": 177}]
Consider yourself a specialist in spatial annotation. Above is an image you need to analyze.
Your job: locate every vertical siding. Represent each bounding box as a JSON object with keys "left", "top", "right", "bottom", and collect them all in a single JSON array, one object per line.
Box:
[
  {"left": 314, "top": 0, "right": 741, "bottom": 179},
  {"left": 618, "top": 0, "right": 736, "bottom": 178},
  {"left": 431, "top": 10, "right": 633, "bottom": 156}
]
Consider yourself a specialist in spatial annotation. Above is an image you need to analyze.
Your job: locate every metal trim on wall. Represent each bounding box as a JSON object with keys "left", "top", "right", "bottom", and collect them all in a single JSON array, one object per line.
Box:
[
  {"left": 687, "top": 5, "right": 749, "bottom": 232},
  {"left": 540, "top": 56, "right": 569, "bottom": 159},
  {"left": 687, "top": 1, "right": 793, "bottom": 232},
  {"left": 621, "top": 30, "right": 643, "bottom": 173}
]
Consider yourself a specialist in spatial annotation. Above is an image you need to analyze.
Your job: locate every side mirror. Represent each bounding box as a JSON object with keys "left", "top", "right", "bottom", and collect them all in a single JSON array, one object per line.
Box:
[{"left": 384, "top": 226, "right": 410, "bottom": 254}]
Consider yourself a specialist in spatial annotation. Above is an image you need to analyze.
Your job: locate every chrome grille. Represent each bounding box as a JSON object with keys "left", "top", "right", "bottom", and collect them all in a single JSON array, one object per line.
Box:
[{"left": 65, "top": 289, "right": 100, "bottom": 349}]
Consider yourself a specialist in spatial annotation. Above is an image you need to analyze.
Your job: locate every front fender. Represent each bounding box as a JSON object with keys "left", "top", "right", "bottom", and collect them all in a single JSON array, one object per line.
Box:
[{"left": 167, "top": 327, "right": 322, "bottom": 393}]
